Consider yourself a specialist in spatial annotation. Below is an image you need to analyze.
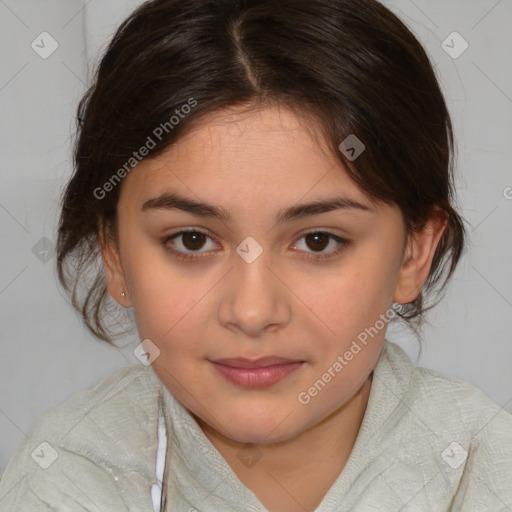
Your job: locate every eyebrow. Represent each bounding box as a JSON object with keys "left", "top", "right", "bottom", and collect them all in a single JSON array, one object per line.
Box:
[{"left": 141, "top": 191, "right": 373, "bottom": 224}]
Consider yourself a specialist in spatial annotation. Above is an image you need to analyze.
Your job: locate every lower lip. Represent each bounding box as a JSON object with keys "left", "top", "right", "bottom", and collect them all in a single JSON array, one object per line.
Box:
[{"left": 210, "top": 362, "right": 304, "bottom": 388}]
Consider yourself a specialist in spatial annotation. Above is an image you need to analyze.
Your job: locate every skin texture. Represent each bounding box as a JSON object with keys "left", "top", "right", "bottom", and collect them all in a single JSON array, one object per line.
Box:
[{"left": 101, "top": 105, "right": 447, "bottom": 511}]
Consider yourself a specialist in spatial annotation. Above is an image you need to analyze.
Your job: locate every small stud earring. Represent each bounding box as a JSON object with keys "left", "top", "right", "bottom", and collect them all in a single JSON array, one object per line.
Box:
[{"left": 120, "top": 291, "right": 126, "bottom": 297}]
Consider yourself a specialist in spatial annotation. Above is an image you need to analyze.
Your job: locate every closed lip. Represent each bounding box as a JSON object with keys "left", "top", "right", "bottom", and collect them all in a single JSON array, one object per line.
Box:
[{"left": 210, "top": 356, "right": 303, "bottom": 369}]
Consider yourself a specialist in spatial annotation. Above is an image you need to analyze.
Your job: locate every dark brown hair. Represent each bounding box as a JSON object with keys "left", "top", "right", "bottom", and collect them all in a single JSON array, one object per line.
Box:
[{"left": 56, "top": 0, "right": 466, "bottom": 344}]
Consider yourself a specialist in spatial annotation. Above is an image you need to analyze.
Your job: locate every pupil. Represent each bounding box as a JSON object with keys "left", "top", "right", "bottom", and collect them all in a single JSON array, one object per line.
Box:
[
  {"left": 184, "top": 232, "right": 205, "bottom": 250},
  {"left": 307, "top": 233, "right": 327, "bottom": 251}
]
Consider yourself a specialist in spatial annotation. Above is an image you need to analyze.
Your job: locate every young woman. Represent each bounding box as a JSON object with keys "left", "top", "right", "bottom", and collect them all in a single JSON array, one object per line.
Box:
[{"left": 1, "top": 0, "right": 510, "bottom": 510}]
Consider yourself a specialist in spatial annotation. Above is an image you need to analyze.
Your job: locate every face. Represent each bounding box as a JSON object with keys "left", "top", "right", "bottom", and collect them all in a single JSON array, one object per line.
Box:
[{"left": 102, "top": 104, "right": 442, "bottom": 444}]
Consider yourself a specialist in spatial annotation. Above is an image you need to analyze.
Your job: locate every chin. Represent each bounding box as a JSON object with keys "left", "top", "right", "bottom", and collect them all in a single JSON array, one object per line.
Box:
[
  {"left": 226, "top": 427, "right": 294, "bottom": 446},
  {"left": 218, "top": 410, "right": 304, "bottom": 445}
]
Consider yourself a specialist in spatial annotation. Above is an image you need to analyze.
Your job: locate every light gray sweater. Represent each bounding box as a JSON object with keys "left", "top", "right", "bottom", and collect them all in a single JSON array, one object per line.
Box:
[{"left": 1, "top": 340, "right": 511, "bottom": 511}]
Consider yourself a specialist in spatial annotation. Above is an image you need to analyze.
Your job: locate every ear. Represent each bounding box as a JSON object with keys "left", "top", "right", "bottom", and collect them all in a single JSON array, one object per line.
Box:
[
  {"left": 393, "top": 208, "right": 448, "bottom": 304},
  {"left": 99, "top": 222, "right": 131, "bottom": 307}
]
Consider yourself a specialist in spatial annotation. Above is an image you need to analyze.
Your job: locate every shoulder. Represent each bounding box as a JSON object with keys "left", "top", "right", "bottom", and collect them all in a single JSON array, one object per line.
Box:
[
  {"left": 0, "top": 363, "right": 161, "bottom": 511},
  {"left": 409, "top": 348, "right": 512, "bottom": 441},
  {"left": 382, "top": 340, "right": 512, "bottom": 436},
  {"left": 25, "top": 363, "right": 160, "bottom": 458},
  {"left": 374, "top": 341, "right": 512, "bottom": 509}
]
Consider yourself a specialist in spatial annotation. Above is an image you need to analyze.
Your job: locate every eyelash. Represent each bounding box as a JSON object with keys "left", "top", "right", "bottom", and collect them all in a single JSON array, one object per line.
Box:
[{"left": 162, "top": 228, "right": 350, "bottom": 262}]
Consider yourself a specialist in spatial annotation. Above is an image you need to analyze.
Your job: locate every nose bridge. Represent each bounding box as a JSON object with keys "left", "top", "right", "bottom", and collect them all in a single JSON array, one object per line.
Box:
[
  {"left": 218, "top": 236, "right": 290, "bottom": 335},
  {"left": 234, "top": 238, "right": 276, "bottom": 309}
]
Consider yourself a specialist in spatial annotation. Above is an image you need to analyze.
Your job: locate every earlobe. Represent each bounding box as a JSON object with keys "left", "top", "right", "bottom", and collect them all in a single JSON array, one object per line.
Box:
[
  {"left": 99, "top": 225, "right": 131, "bottom": 307},
  {"left": 393, "top": 210, "right": 448, "bottom": 304}
]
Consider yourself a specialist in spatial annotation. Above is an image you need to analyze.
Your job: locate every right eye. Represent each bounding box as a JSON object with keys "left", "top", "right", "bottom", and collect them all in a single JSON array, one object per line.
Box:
[{"left": 162, "top": 229, "right": 219, "bottom": 261}]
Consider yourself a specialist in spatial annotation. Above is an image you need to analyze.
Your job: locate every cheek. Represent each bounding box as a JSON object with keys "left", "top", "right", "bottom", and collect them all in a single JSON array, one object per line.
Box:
[
  {"left": 299, "top": 259, "right": 395, "bottom": 335},
  {"left": 131, "top": 276, "right": 207, "bottom": 342},
  {"left": 294, "top": 249, "right": 400, "bottom": 377},
  {"left": 120, "top": 241, "right": 206, "bottom": 338}
]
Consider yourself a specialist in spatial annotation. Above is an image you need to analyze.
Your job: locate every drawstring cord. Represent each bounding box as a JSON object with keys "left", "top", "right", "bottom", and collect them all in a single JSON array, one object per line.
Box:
[{"left": 151, "top": 390, "right": 170, "bottom": 512}]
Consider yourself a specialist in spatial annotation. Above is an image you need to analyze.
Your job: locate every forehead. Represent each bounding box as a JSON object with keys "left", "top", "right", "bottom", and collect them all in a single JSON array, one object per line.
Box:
[{"left": 122, "top": 104, "right": 369, "bottom": 203}]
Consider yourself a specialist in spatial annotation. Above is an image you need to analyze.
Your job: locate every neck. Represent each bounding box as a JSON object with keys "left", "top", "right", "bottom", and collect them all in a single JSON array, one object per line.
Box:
[{"left": 195, "top": 374, "right": 373, "bottom": 512}]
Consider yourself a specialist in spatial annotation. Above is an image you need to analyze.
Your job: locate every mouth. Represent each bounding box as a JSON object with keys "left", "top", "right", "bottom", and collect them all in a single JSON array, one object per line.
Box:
[{"left": 209, "top": 356, "right": 305, "bottom": 388}]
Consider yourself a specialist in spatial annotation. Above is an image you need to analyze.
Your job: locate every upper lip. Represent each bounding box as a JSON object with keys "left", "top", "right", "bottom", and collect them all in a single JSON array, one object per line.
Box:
[{"left": 211, "top": 356, "right": 303, "bottom": 369}]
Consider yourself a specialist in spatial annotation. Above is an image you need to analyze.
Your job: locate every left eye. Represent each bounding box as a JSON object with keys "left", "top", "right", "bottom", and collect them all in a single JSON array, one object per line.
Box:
[
  {"left": 292, "top": 231, "right": 348, "bottom": 259},
  {"left": 163, "top": 229, "right": 348, "bottom": 261}
]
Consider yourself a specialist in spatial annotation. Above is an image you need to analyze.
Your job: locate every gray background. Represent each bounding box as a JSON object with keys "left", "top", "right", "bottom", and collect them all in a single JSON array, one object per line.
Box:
[{"left": 1, "top": 0, "right": 511, "bottom": 477}]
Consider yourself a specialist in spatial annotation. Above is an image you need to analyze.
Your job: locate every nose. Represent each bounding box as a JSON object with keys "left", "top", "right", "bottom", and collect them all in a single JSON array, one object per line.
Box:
[{"left": 217, "top": 244, "right": 291, "bottom": 338}]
